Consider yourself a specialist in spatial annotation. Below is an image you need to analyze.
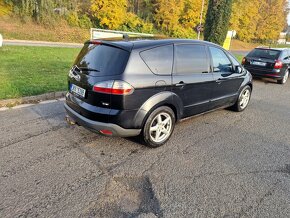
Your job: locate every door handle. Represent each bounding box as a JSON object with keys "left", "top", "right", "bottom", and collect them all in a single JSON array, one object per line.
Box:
[{"left": 175, "top": 81, "right": 186, "bottom": 87}]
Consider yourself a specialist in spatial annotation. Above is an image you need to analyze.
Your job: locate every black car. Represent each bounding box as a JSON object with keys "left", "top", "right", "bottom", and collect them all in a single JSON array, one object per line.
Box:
[
  {"left": 242, "top": 47, "right": 290, "bottom": 84},
  {"left": 65, "top": 39, "right": 252, "bottom": 147}
]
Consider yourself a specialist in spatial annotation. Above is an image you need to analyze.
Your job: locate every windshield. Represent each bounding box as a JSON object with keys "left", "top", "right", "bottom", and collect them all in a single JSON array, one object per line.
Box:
[
  {"left": 74, "top": 43, "right": 130, "bottom": 76},
  {"left": 248, "top": 49, "right": 281, "bottom": 60}
]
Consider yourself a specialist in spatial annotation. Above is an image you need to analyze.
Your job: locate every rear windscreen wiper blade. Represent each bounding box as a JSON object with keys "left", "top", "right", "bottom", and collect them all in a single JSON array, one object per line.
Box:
[{"left": 79, "top": 67, "right": 100, "bottom": 72}]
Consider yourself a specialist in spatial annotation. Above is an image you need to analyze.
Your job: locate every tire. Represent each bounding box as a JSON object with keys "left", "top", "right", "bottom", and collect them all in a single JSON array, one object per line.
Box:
[
  {"left": 277, "top": 70, "right": 289, "bottom": 84},
  {"left": 231, "top": 85, "right": 252, "bottom": 112},
  {"left": 141, "top": 106, "right": 175, "bottom": 148}
]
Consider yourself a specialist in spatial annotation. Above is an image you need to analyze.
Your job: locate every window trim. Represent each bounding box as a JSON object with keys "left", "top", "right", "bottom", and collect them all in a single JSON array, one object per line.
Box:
[{"left": 173, "top": 43, "right": 211, "bottom": 75}]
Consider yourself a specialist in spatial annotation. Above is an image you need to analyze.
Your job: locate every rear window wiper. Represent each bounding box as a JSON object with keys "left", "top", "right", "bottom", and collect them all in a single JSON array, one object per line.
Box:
[{"left": 79, "top": 67, "right": 100, "bottom": 72}]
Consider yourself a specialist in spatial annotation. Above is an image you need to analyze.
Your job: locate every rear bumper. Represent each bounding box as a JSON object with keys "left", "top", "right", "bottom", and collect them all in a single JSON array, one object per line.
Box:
[
  {"left": 64, "top": 103, "right": 141, "bottom": 137},
  {"left": 244, "top": 66, "right": 283, "bottom": 79}
]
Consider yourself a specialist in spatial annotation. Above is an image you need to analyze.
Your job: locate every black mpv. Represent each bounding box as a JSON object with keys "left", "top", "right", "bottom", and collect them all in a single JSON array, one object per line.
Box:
[
  {"left": 65, "top": 39, "right": 253, "bottom": 147},
  {"left": 242, "top": 47, "right": 290, "bottom": 84}
]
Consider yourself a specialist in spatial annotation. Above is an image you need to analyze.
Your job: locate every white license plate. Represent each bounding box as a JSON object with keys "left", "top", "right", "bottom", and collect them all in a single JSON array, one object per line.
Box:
[
  {"left": 251, "top": 61, "right": 266, "bottom": 66},
  {"left": 71, "top": 84, "right": 86, "bottom": 97}
]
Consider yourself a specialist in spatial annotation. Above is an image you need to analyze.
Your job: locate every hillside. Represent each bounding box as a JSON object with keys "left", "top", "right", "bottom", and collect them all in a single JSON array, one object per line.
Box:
[{"left": 0, "top": 16, "right": 90, "bottom": 43}]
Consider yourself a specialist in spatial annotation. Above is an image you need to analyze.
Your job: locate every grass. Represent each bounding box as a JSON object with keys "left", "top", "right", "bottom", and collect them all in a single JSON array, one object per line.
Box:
[
  {"left": 0, "top": 46, "right": 80, "bottom": 99},
  {"left": 0, "top": 45, "right": 244, "bottom": 100}
]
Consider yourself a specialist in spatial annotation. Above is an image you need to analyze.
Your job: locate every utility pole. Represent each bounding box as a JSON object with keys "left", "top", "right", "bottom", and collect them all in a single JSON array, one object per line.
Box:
[{"left": 198, "top": 0, "right": 205, "bottom": 40}]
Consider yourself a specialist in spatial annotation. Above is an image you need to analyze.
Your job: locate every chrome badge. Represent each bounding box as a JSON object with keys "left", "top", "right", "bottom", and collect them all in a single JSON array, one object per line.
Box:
[{"left": 69, "top": 66, "right": 81, "bottom": 82}]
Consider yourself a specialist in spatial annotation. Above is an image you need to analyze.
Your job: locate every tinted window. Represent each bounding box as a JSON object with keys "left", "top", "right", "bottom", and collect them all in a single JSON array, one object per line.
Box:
[
  {"left": 74, "top": 43, "right": 130, "bottom": 76},
  {"left": 140, "top": 45, "right": 173, "bottom": 75},
  {"left": 227, "top": 52, "right": 240, "bottom": 66},
  {"left": 209, "top": 47, "right": 233, "bottom": 73},
  {"left": 248, "top": 48, "right": 281, "bottom": 60},
  {"left": 175, "top": 44, "right": 209, "bottom": 74},
  {"left": 280, "top": 50, "right": 290, "bottom": 61}
]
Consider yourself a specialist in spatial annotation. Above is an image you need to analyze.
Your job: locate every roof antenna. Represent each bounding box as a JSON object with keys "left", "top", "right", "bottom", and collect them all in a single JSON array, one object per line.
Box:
[{"left": 123, "top": 34, "right": 129, "bottom": 41}]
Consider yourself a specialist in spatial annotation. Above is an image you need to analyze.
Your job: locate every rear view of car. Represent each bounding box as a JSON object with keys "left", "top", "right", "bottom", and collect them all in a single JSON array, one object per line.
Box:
[{"left": 242, "top": 48, "right": 289, "bottom": 84}]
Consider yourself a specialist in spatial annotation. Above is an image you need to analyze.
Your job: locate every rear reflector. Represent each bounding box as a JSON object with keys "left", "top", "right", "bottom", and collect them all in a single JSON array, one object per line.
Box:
[
  {"left": 93, "top": 80, "right": 134, "bottom": 95},
  {"left": 274, "top": 60, "right": 283, "bottom": 69},
  {"left": 100, "top": 129, "right": 113, "bottom": 135}
]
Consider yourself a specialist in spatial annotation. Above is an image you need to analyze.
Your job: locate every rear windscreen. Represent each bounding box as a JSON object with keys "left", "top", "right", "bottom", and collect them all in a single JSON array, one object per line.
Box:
[
  {"left": 248, "top": 49, "right": 280, "bottom": 60},
  {"left": 74, "top": 43, "right": 130, "bottom": 76}
]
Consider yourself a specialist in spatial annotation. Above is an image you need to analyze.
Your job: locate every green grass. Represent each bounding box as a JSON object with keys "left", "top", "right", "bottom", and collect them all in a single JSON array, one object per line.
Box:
[
  {"left": 0, "top": 45, "right": 244, "bottom": 100},
  {"left": 0, "top": 46, "right": 80, "bottom": 99},
  {"left": 235, "top": 54, "right": 244, "bottom": 62}
]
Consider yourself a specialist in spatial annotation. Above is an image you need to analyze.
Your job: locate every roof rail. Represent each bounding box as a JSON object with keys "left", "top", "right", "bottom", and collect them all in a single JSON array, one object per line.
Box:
[{"left": 90, "top": 28, "right": 155, "bottom": 41}]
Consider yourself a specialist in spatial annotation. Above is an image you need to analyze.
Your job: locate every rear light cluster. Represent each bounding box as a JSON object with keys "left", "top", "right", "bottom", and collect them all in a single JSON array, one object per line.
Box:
[
  {"left": 274, "top": 60, "right": 283, "bottom": 69},
  {"left": 93, "top": 80, "right": 134, "bottom": 95},
  {"left": 242, "top": 57, "right": 246, "bottom": 65}
]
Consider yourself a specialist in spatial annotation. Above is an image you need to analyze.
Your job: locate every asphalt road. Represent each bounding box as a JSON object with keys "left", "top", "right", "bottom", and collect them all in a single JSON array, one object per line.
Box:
[{"left": 1, "top": 78, "right": 290, "bottom": 218}]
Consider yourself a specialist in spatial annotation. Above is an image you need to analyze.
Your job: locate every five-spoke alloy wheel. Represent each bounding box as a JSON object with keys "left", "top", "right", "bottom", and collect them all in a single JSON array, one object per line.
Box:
[
  {"left": 232, "top": 85, "right": 252, "bottom": 112},
  {"left": 142, "top": 106, "right": 175, "bottom": 148}
]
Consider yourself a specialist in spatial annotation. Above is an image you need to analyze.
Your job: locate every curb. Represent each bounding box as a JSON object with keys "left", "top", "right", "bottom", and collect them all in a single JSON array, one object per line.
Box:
[{"left": 0, "top": 91, "right": 66, "bottom": 108}]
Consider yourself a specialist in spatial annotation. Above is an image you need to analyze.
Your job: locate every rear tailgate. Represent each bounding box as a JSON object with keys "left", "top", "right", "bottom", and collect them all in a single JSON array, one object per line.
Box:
[
  {"left": 67, "top": 42, "right": 131, "bottom": 121},
  {"left": 244, "top": 48, "right": 280, "bottom": 73}
]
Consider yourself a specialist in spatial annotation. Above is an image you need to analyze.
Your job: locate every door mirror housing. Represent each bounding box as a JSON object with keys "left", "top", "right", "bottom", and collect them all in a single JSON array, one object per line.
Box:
[{"left": 235, "top": 66, "right": 243, "bottom": 74}]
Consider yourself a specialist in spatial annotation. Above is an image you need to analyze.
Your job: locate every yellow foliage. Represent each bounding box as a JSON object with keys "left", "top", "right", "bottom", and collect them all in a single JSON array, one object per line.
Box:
[
  {"left": 230, "top": 0, "right": 287, "bottom": 42},
  {"left": 90, "top": 0, "right": 127, "bottom": 29},
  {"left": 0, "top": 0, "right": 12, "bottom": 16}
]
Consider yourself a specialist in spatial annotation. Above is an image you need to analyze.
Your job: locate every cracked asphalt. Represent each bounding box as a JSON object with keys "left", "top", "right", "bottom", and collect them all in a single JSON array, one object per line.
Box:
[{"left": 1, "top": 78, "right": 290, "bottom": 218}]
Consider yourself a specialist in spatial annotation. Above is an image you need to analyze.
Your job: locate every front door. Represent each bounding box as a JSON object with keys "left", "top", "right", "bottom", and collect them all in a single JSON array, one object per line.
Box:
[{"left": 208, "top": 46, "right": 244, "bottom": 109}]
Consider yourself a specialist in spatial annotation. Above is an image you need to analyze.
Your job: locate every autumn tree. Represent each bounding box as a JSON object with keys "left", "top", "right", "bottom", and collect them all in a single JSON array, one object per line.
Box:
[
  {"left": 153, "top": 0, "right": 184, "bottom": 33},
  {"left": 204, "top": 0, "right": 233, "bottom": 45},
  {"left": 90, "top": 0, "right": 127, "bottom": 30}
]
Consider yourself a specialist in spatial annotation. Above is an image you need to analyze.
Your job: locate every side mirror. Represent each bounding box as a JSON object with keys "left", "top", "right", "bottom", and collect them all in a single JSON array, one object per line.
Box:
[{"left": 235, "top": 66, "right": 243, "bottom": 74}]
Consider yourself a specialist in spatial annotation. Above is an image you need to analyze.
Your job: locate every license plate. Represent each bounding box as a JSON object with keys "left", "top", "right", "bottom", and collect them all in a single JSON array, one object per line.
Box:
[
  {"left": 70, "top": 84, "right": 86, "bottom": 97},
  {"left": 251, "top": 61, "right": 266, "bottom": 66}
]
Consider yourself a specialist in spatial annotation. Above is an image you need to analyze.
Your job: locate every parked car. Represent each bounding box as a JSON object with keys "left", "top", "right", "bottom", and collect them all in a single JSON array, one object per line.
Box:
[
  {"left": 242, "top": 47, "right": 290, "bottom": 84},
  {"left": 65, "top": 39, "right": 253, "bottom": 147}
]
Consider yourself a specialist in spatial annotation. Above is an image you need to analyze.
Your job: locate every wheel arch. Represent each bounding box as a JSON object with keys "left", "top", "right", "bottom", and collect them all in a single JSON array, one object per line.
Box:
[{"left": 133, "top": 91, "right": 183, "bottom": 129}]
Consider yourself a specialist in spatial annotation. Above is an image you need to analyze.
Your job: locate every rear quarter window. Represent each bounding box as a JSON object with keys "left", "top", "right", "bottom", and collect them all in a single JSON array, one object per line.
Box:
[
  {"left": 140, "top": 45, "right": 173, "bottom": 75},
  {"left": 74, "top": 43, "right": 130, "bottom": 76}
]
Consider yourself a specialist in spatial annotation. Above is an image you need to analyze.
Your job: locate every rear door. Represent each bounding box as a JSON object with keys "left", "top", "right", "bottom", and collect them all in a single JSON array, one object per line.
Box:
[
  {"left": 172, "top": 43, "right": 215, "bottom": 117},
  {"left": 208, "top": 46, "right": 244, "bottom": 109}
]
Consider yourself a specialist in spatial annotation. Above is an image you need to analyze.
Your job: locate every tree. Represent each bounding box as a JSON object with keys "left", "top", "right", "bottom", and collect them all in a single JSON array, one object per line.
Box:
[
  {"left": 90, "top": 0, "right": 127, "bottom": 30},
  {"left": 204, "top": 0, "right": 233, "bottom": 45},
  {"left": 153, "top": 0, "right": 184, "bottom": 33}
]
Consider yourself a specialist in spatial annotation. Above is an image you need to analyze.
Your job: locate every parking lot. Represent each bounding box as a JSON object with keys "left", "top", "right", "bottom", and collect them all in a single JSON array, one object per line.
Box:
[{"left": 0, "top": 78, "right": 290, "bottom": 217}]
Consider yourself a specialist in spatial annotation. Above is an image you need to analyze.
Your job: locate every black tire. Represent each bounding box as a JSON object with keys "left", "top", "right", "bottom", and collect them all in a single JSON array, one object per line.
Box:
[
  {"left": 277, "top": 70, "right": 289, "bottom": 84},
  {"left": 141, "top": 106, "right": 175, "bottom": 148},
  {"left": 231, "top": 85, "right": 252, "bottom": 112}
]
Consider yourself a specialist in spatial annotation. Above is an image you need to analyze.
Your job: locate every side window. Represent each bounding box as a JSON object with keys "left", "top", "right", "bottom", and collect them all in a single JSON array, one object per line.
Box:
[
  {"left": 280, "top": 51, "right": 289, "bottom": 61},
  {"left": 175, "top": 44, "right": 209, "bottom": 74},
  {"left": 209, "top": 47, "right": 233, "bottom": 73},
  {"left": 227, "top": 52, "right": 240, "bottom": 66},
  {"left": 140, "top": 45, "right": 173, "bottom": 75}
]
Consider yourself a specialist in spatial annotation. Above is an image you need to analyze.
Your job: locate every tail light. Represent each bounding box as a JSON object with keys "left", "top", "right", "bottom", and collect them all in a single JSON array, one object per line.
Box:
[
  {"left": 93, "top": 80, "right": 134, "bottom": 95},
  {"left": 274, "top": 60, "right": 283, "bottom": 69},
  {"left": 242, "top": 57, "right": 246, "bottom": 65}
]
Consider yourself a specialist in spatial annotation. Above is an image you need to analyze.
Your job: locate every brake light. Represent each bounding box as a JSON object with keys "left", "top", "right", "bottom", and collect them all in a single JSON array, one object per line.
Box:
[
  {"left": 274, "top": 60, "right": 283, "bottom": 69},
  {"left": 93, "top": 80, "right": 134, "bottom": 95},
  {"left": 91, "top": 40, "right": 102, "bottom": 45},
  {"left": 242, "top": 57, "right": 246, "bottom": 65}
]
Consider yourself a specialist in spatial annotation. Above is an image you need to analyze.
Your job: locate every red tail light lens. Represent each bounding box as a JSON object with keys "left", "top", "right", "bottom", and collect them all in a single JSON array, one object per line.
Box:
[
  {"left": 242, "top": 57, "right": 246, "bottom": 65},
  {"left": 274, "top": 60, "right": 283, "bottom": 69},
  {"left": 93, "top": 80, "right": 134, "bottom": 95}
]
